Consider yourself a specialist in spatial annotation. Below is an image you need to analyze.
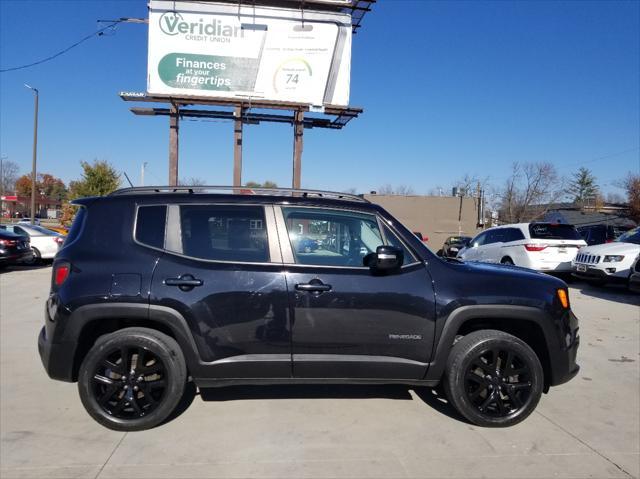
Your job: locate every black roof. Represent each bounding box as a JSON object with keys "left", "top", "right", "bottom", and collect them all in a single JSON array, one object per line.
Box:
[{"left": 73, "top": 186, "right": 377, "bottom": 211}]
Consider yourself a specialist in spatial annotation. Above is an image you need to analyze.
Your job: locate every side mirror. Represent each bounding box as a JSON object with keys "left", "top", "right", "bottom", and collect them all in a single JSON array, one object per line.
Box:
[{"left": 364, "top": 245, "right": 403, "bottom": 272}]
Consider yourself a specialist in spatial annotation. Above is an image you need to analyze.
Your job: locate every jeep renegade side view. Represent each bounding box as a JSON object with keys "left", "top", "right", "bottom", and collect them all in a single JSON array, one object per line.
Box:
[{"left": 38, "top": 187, "right": 580, "bottom": 431}]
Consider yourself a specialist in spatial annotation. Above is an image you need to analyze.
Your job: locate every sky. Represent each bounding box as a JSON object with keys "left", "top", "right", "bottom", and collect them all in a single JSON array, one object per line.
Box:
[{"left": 1, "top": 0, "right": 639, "bottom": 197}]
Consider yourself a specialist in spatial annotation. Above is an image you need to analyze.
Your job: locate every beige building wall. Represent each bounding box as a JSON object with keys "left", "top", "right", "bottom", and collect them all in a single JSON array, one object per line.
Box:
[{"left": 364, "top": 194, "right": 482, "bottom": 250}]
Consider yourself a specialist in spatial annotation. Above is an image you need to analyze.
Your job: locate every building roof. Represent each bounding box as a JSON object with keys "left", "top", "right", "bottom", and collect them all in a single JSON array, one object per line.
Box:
[{"left": 544, "top": 208, "right": 636, "bottom": 228}]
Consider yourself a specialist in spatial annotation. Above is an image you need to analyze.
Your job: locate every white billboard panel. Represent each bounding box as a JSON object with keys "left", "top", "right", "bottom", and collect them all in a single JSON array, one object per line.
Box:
[{"left": 147, "top": 1, "right": 352, "bottom": 106}]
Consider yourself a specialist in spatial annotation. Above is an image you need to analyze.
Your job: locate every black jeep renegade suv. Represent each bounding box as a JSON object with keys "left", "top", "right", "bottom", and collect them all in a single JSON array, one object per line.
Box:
[{"left": 39, "top": 187, "right": 579, "bottom": 431}]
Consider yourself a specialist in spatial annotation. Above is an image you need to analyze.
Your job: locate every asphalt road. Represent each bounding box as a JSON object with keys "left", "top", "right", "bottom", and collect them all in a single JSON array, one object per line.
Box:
[{"left": 1, "top": 265, "right": 638, "bottom": 479}]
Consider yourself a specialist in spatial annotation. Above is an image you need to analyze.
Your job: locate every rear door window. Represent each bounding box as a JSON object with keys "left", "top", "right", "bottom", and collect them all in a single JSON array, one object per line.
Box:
[
  {"left": 529, "top": 224, "right": 582, "bottom": 240},
  {"left": 504, "top": 228, "right": 525, "bottom": 242},
  {"left": 177, "top": 205, "right": 269, "bottom": 263},
  {"left": 64, "top": 206, "right": 86, "bottom": 245},
  {"left": 135, "top": 205, "right": 167, "bottom": 249}
]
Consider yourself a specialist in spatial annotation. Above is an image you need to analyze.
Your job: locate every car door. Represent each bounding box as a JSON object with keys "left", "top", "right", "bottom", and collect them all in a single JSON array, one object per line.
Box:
[
  {"left": 150, "top": 203, "right": 291, "bottom": 379},
  {"left": 276, "top": 205, "right": 436, "bottom": 380},
  {"left": 480, "top": 229, "right": 506, "bottom": 263},
  {"left": 463, "top": 231, "right": 488, "bottom": 261}
]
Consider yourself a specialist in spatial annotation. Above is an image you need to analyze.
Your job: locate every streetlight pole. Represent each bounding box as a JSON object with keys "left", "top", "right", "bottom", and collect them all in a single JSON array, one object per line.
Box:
[{"left": 25, "top": 84, "right": 39, "bottom": 225}]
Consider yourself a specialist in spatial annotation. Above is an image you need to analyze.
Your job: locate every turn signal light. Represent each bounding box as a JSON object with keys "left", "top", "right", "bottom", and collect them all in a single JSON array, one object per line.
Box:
[
  {"left": 525, "top": 244, "right": 548, "bottom": 252},
  {"left": 557, "top": 289, "right": 569, "bottom": 309},
  {"left": 54, "top": 264, "right": 70, "bottom": 287}
]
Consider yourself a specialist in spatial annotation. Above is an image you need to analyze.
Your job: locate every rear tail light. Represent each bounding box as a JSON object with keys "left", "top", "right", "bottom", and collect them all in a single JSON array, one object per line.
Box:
[
  {"left": 524, "top": 243, "right": 548, "bottom": 252},
  {"left": 0, "top": 239, "right": 17, "bottom": 246},
  {"left": 53, "top": 263, "right": 70, "bottom": 287}
]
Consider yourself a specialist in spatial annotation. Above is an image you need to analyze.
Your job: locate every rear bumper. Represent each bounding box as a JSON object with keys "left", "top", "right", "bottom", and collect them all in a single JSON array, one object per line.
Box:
[{"left": 38, "top": 299, "right": 76, "bottom": 382}]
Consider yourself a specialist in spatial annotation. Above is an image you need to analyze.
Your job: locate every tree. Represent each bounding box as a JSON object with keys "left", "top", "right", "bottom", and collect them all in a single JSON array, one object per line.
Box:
[
  {"left": 377, "top": 184, "right": 415, "bottom": 195},
  {"left": 567, "top": 167, "right": 599, "bottom": 206},
  {"left": 244, "top": 180, "right": 278, "bottom": 188},
  {"left": 68, "top": 160, "right": 121, "bottom": 199},
  {"left": 178, "top": 177, "right": 206, "bottom": 186},
  {"left": 15, "top": 175, "right": 33, "bottom": 196},
  {"left": 620, "top": 172, "right": 640, "bottom": 223},
  {"left": 0, "top": 159, "right": 19, "bottom": 194},
  {"left": 499, "top": 162, "right": 564, "bottom": 223},
  {"left": 14, "top": 172, "right": 67, "bottom": 199},
  {"left": 40, "top": 173, "right": 68, "bottom": 200}
]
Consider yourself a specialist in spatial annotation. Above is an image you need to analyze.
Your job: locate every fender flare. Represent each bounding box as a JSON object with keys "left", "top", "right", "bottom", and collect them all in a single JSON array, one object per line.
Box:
[
  {"left": 425, "top": 305, "right": 556, "bottom": 382},
  {"left": 59, "top": 303, "right": 202, "bottom": 379}
]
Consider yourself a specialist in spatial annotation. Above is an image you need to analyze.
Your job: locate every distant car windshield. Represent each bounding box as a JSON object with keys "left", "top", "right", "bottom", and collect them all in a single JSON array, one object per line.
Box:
[
  {"left": 615, "top": 228, "right": 640, "bottom": 245},
  {"left": 529, "top": 223, "right": 581, "bottom": 240},
  {"left": 449, "top": 236, "right": 471, "bottom": 245}
]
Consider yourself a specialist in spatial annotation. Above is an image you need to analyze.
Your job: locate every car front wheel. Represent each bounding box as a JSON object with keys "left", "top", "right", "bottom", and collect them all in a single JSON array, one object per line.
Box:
[
  {"left": 443, "top": 329, "right": 543, "bottom": 427},
  {"left": 78, "top": 327, "right": 187, "bottom": 431}
]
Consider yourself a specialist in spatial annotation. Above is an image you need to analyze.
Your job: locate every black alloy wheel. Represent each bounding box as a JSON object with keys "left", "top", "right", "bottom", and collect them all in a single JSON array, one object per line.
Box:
[
  {"left": 91, "top": 346, "right": 167, "bottom": 419},
  {"left": 444, "top": 329, "right": 543, "bottom": 427},
  {"left": 464, "top": 347, "right": 532, "bottom": 417},
  {"left": 78, "top": 328, "right": 187, "bottom": 431}
]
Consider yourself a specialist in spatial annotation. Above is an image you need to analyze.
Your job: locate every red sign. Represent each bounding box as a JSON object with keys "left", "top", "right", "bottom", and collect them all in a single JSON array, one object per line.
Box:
[{"left": 0, "top": 195, "right": 17, "bottom": 201}]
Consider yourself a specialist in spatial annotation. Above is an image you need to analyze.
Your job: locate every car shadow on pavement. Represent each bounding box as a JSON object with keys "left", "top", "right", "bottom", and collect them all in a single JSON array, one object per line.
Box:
[
  {"left": 574, "top": 282, "right": 640, "bottom": 307},
  {"left": 199, "top": 384, "right": 414, "bottom": 401},
  {"left": 194, "top": 384, "right": 471, "bottom": 425},
  {"left": 0, "top": 263, "right": 51, "bottom": 274}
]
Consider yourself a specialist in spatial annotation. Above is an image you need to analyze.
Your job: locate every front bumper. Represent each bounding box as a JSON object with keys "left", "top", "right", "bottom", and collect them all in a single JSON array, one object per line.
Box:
[
  {"left": 548, "top": 309, "right": 580, "bottom": 387},
  {"left": 571, "top": 266, "right": 627, "bottom": 284}
]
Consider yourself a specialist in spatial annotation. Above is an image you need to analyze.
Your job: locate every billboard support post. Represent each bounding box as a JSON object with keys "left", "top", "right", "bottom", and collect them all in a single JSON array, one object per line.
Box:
[
  {"left": 233, "top": 106, "right": 243, "bottom": 187},
  {"left": 292, "top": 110, "right": 304, "bottom": 189},
  {"left": 169, "top": 103, "right": 179, "bottom": 186}
]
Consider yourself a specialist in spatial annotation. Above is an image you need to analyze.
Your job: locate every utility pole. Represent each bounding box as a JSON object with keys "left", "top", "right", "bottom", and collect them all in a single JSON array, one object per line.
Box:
[
  {"left": 25, "top": 84, "right": 39, "bottom": 225},
  {"left": 141, "top": 162, "right": 148, "bottom": 186}
]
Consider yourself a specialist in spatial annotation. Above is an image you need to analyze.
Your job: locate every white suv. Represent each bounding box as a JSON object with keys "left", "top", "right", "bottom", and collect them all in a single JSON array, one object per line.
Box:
[
  {"left": 458, "top": 223, "right": 586, "bottom": 272},
  {"left": 572, "top": 227, "right": 640, "bottom": 285}
]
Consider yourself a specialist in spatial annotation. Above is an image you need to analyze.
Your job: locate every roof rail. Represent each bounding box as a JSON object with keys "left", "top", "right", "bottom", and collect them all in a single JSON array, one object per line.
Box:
[{"left": 108, "top": 185, "right": 369, "bottom": 203}]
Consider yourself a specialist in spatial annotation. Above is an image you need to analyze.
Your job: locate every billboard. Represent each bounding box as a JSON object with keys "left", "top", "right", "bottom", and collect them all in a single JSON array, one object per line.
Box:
[{"left": 147, "top": 1, "right": 352, "bottom": 106}]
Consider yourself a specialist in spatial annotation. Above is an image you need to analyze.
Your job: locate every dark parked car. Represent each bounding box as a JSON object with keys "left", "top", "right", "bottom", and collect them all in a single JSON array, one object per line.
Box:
[
  {"left": 39, "top": 187, "right": 580, "bottom": 431},
  {"left": 0, "top": 229, "right": 32, "bottom": 267},
  {"left": 577, "top": 224, "right": 632, "bottom": 246},
  {"left": 439, "top": 235, "right": 472, "bottom": 258}
]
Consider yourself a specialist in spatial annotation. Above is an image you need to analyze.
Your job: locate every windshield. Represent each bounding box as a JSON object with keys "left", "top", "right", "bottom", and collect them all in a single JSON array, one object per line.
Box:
[
  {"left": 615, "top": 228, "right": 640, "bottom": 245},
  {"left": 529, "top": 223, "right": 582, "bottom": 240}
]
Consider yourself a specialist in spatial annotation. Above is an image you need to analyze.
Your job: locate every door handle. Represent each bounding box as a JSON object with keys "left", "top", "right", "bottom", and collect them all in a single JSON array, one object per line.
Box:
[
  {"left": 295, "top": 279, "right": 332, "bottom": 293},
  {"left": 164, "top": 274, "right": 203, "bottom": 291}
]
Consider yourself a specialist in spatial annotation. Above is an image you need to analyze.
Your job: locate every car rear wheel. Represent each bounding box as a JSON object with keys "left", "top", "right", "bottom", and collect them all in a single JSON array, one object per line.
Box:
[
  {"left": 78, "top": 327, "right": 187, "bottom": 431},
  {"left": 500, "top": 257, "right": 514, "bottom": 265},
  {"left": 22, "top": 247, "right": 40, "bottom": 265},
  {"left": 443, "top": 329, "right": 543, "bottom": 427}
]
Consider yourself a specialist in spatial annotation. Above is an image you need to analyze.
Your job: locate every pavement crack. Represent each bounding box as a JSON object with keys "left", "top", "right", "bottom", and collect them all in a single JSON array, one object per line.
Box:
[
  {"left": 94, "top": 432, "right": 127, "bottom": 479},
  {"left": 535, "top": 410, "right": 635, "bottom": 478}
]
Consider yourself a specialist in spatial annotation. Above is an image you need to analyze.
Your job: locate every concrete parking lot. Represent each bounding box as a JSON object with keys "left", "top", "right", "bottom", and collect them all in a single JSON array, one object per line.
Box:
[{"left": 1, "top": 265, "right": 638, "bottom": 479}]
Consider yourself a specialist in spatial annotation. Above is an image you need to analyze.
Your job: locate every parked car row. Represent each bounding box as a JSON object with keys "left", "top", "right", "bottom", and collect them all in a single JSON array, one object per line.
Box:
[
  {"left": 0, "top": 223, "right": 65, "bottom": 267},
  {"left": 451, "top": 222, "right": 639, "bottom": 290}
]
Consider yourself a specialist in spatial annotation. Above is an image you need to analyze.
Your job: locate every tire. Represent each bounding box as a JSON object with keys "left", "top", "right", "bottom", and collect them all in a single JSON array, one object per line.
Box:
[
  {"left": 78, "top": 327, "right": 187, "bottom": 431},
  {"left": 443, "top": 329, "right": 543, "bottom": 427},
  {"left": 500, "top": 257, "right": 514, "bottom": 265},
  {"left": 23, "top": 247, "right": 40, "bottom": 265}
]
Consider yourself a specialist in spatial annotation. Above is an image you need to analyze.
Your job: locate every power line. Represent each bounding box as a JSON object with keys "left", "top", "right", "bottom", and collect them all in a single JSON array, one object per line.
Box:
[{"left": 0, "top": 21, "right": 121, "bottom": 73}]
